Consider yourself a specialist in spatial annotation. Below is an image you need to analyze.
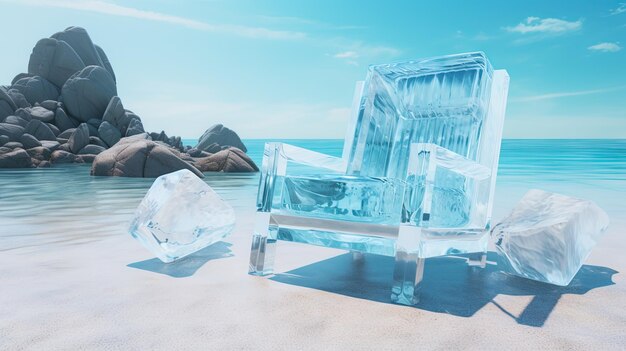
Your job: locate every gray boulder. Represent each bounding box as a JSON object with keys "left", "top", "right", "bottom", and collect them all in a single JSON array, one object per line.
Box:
[
  {"left": 58, "top": 128, "right": 75, "bottom": 139},
  {"left": 61, "top": 66, "right": 117, "bottom": 122},
  {"left": 51, "top": 150, "right": 83, "bottom": 164},
  {"left": 39, "top": 100, "right": 58, "bottom": 110},
  {"left": 125, "top": 117, "right": 144, "bottom": 137},
  {"left": 19, "top": 133, "right": 42, "bottom": 149},
  {"left": 98, "top": 121, "right": 120, "bottom": 147},
  {"left": 102, "top": 97, "right": 131, "bottom": 134},
  {"left": 28, "top": 38, "right": 85, "bottom": 88},
  {"left": 0, "top": 123, "right": 25, "bottom": 141},
  {"left": 88, "top": 136, "right": 107, "bottom": 148},
  {"left": 3, "top": 142, "right": 24, "bottom": 149},
  {"left": 51, "top": 27, "right": 105, "bottom": 69},
  {"left": 68, "top": 123, "right": 89, "bottom": 153},
  {"left": 54, "top": 107, "right": 75, "bottom": 131},
  {"left": 6, "top": 89, "right": 30, "bottom": 109},
  {"left": 0, "top": 148, "right": 32, "bottom": 168},
  {"left": 14, "top": 108, "right": 32, "bottom": 121},
  {"left": 47, "top": 123, "right": 60, "bottom": 136},
  {"left": 25, "top": 120, "right": 56, "bottom": 141},
  {"left": 0, "top": 88, "right": 16, "bottom": 120},
  {"left": 193, "top": 147, "right": 258, "bottom": 172},
  {"left": 4, "top": 115, "right": 29, "bottom": 128},
  {"left": 0, "top": 135, "right": 8, "bottom": 146},
  {"left": 94, "top": 44, "right": 116, "bottom": 82},
  {"left": 78, "top": 144, "right": 106, "bottom": 155},
  {"left": 11, "top": 76, "right": 59, "bottom": 105},
  {"left": 26, "top": 146, "right": 51, "bottom": 162},
  {"left": 11, "top": 73, "right": 34, "bottom": 86},
  {"left": 28, "top": 106, "right": 55, "bottom": 122},
  {"left": 196, "top": 124, "right": 247, "bottom": 152},
  {"left": 41, "top": 140, "right": 61, "bottom": 152},
  {"left": 91, "top": 137, "right": 204, "bottom": 178}
]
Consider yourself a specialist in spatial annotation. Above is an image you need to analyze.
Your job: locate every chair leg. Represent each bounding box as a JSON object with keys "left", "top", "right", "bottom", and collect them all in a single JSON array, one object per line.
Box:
[
  {"left": 391, "top": 251, "right": 425, "bottom": 305},
  {"left": 248, "top": 213, "right": 277, "bottom": 276},
  {"left": 466, "top": 251, "right": 487, "bottom": 268}
]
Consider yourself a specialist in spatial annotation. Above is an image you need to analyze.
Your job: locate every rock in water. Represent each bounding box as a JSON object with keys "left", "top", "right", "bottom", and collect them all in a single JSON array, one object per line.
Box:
[
  {"left": 193, "top": 147, "right": 258, "bottom": 172},
  {"left": 196, "top": 124, "right": 247, "bottom": 152},
  {"left": 61, "top": 66, "right": 117, "bottom": 122},
  {"left": 25, "top": 120, "right": 56, "bottom": 141},
  {"left": 68, "top": 123, "right": 89, "bottom": 153},
  {"left": 492, "top": 189, "right": 610, "bottom": 286},
  {"left": 28, "top": 38, "right": 86, "bottom": 88},
  {"left": 0, "top": 148, "right": 32, "bottom": 168},
  {"left": 128, "top": 169, "right": 235, "bottom": 262},
  {"left": 94, "top": 44, "right": 116, "bottom": 82},
  {"left": 98, "top": 121, "right": 121, "bottom": 147},
  {"left": 91, "top": 137, "right": 204, "bottom": 178},
  {"left": 51, "top": 27, "right": 105, "bottom": 69},
  {"left": 78, "top": 144, "right": 106, "bottom": 155},
  {"left": 51, "top": 150, "right": 84, "bottom": 164},
  {"left": 11, "top": 76, "right": 59, "bottom": 105}
]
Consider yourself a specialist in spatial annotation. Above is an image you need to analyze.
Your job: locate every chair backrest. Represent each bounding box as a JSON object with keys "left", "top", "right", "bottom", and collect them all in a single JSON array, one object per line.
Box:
[{"left": 341, "top": 52, "right": 509, "bottom": 228}]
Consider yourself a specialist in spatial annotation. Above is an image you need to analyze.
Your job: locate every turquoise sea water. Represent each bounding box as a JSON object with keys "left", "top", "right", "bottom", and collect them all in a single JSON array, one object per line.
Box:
[{"left": 1, "top": 139, "right": 625, "bottom": 251}]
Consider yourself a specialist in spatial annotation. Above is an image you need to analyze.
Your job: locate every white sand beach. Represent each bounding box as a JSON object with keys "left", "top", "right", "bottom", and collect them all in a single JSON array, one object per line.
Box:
[{"left": 1, "top": 179, "right": 625, "bottom": 350}]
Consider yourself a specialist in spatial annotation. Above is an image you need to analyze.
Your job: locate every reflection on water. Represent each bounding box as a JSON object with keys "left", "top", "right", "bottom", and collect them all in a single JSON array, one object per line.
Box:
[{"left": 1, "top": 139, "right": 625, "bottom": 251}]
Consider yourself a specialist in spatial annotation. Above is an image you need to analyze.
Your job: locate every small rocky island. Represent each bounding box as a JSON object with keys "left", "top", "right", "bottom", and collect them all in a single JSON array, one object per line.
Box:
[{"left": 0, "top": 27, "right": 257, "bottom": 177}]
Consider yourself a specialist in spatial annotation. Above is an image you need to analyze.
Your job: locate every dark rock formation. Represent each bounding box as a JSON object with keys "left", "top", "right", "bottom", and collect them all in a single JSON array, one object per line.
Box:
[
  {"left": 0, "top": 26, "right": 257, "bottom": 174},
  {"left": 91, "top": 136, "right": 204, "bottom": 178},
  {"left": 193, "top": 147, "right": 258, "bottom": 172},
  {"left": 68, "top": 123, "right": 89, "bottom": 153},
  {"left": 196, "top": 124, "right": 247, "bottom": 152},
  {"left": 61, "top": 65, "right": 116, "bottom": 122},
  {"left": 11, "top": 76, "right": 59, "bottom": 105},
  {"left": 28, "top": 38, "right": 85, "bottom": 88}
]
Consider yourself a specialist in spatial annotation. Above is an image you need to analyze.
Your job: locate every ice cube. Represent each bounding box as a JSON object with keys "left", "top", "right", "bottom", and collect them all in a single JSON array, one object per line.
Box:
[
  {"left": 492, "top": 189, "right": 609, "bottom": 286},
  {"left": 129, "top": 169, "right": 235, "bottom": 263}
]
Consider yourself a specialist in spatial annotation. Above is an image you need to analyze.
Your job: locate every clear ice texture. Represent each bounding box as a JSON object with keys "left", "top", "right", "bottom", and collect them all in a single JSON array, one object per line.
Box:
[
  {"left": 492, "top": 189, "right": 610, "bottom": 286},
  {"left": 129, "top": 169, "right": 235, "bottom": 263},
  {"left": 345, "top": 52, "right": 509, "bottom": 231}
]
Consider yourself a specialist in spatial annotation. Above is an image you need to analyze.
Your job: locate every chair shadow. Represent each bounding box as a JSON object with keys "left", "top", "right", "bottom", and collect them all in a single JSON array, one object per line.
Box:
[
  {"left": 270, "top": 252, "right": 617, "bottom": 327},
  {"left": 127, "top": 241, "right": 233, "bottom": 278}
]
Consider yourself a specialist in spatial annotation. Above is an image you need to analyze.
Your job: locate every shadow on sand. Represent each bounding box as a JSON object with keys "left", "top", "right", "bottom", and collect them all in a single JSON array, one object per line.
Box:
[
  {"left": 127, "top": 241, "right": 233, "bottom": 278},
  {"left": 270, "top": 252, "right": 617, "bottom": 327}
]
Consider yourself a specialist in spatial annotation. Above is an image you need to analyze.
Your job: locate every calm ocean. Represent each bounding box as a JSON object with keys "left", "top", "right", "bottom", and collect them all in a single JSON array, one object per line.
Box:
[{"left": 1, "top": 139, "right": 625, "bottom": 251}]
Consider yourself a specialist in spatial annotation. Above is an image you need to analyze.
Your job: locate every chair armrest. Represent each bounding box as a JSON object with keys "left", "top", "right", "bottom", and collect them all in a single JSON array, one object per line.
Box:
[
  {"left": 257, "top": 142, "right": 346, "bottom": 211},
  {"left": 404, "top": 143, "right": 492, "bottom": 227}
]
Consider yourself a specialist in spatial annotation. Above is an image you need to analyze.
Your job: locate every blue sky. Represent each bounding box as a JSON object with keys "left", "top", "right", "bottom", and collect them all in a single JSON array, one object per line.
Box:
[{"left": 0, "top": 0, "right": 625, "bottom": 139}]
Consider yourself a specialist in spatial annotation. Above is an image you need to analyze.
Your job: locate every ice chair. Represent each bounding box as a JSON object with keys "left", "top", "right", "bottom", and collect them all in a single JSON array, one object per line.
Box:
[{"left": 249, "top": 52, "right": 510, "bottom": 305}]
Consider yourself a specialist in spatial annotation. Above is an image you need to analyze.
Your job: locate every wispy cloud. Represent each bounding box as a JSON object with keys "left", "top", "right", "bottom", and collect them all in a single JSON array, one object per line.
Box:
[
  {"left": 610, "top": 3, "right": 626, "bottom": 15},
  {"left": 7, "top": 0, "right": 306, "bottom": 40},
  {"left": 505, "top": 17, "right": 582, "bottom": 34},
  {"left": 329, "top": 42, "right": 400, "bottom": 65},
  {"left": 334, "top": 51, "right": 359, "bottom": 59},
  {"left": 256, "top": 15, "right": 365, "bottom": 30},
  {"left": 511, "top": 86, "right": 626, "bottom": 102},
  {"left": 588, "top": 42, "right": 622, "bottom": 52}
]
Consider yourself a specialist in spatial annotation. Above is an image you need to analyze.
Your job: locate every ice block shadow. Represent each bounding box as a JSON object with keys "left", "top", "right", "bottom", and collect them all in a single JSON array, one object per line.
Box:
[
  {"left": 127, "top": 241, "right": 233, "bottom": 278},
  {"left": 270, "top": 252, "right": 617, "bottom": 327}
]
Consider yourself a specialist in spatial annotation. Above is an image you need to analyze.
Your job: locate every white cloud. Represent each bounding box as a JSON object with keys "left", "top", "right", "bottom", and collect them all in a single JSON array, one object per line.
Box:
[
  {"left": 334, "top": 51, "right": 359, "bottom": 59},
  {"left": 511, "top": 85, "right": 626, "bottom": 102},
  {"left": 7, "top": 0, "right": 306, "bottom": 40},
  {"left": 505, "top": 17, "right": 582, "bottom": 34},
  {"left": 588, "top": 42, "right": 622, "bottom": 52},
  {"left": 610, "top": 3, "right": 626, "bottom": 15}
]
